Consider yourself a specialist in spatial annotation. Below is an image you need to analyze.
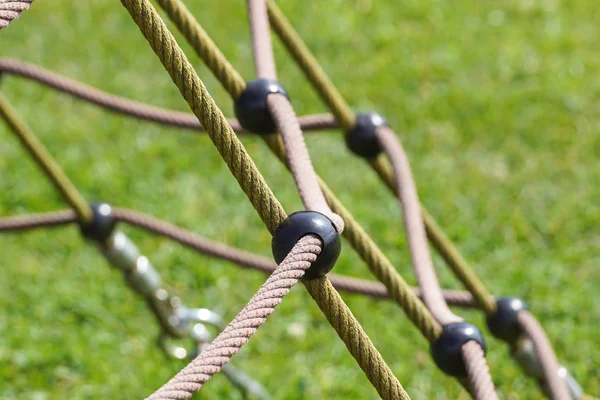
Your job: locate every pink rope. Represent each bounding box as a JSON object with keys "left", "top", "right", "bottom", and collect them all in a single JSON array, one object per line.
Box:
[
  {"left": 462, "top": 341, "right": 498, "bottom": 400},
  {"left": 518, "top": 311, "right": 570, "bottom": 400},
  {"left": 247, "top": 0, "right": 277, "bottom": 80},
  {"left": 147, "top": 235, "right": 322, "bottom": 399},
  {"left": 376, "top": 126, "right": 460, "bottom": 325},
  {"left": 0, "top": 0, "right": 33, "bottom": 29}
]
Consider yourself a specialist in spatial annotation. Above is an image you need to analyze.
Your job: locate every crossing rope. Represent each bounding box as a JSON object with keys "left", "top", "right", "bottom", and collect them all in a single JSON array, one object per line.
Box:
[{"left": 0, "top": 0, "right": 596, "bottom": 399}]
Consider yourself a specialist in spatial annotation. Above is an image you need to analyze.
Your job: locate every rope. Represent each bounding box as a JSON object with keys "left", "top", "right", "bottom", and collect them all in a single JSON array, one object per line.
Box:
[
  {"left": 0, "top": 94, "right": 93, "bottom": 223},
  {"left": 153, "top": 0, "right": 245, "bottom": 99},
  {"left": 121, "top": 1, "right": 410, "bottom": 398},
  {"left": 369, "top": 156, "right": 498, "bottom": 315},
  {"left": 263, "top": 134, "right": 443, "bottom": 343},
  {"left": 0, "top": 209, "right": 478, "bottom": 308},
  {"left": 266, "top": 0, "right": 498, "bottom": 318},
  {"left": 147, "top": 235, "right": 322, "bottom": 400},
  {"left": 0, "top": 0, "right": 32, "bottom": 29},
  {"left": 376, "top": 125, "right": 462, "bottom": 325},
  {"left": 0, "top": 59, "right": 337, "bottom": 133},
  {"left": 0, "top": 209, "right": 76, "bottom": 231},
  {"left": 266, "top": 0, "right": 355, "bottom": 130},
  {"left": 461, "top": 341, "right": 498, "bottom": 400},
  {"left": 119, "top": 0, "right": 285, "bottom": 234},
  {"left": 518, "top": 311, "right": 571, "bottom": 400},
  {"left": 154, "top": 0, "right": 442, "bottom": 343},
  {"left": 304, "top": 276, "right": 410, "bottom": 400},
  {"left": 248, "top": 0, "right": 277, "bottom": 80}
]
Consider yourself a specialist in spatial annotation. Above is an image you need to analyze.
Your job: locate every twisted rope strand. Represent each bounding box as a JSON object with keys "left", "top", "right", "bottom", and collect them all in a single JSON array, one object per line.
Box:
[
  {"left": 0, "top": 0, "right": 33, "bottom": 29},
  {"left": 462, "top": 341, "right": 498, "bottom": 400},
  {"left": 267, "top": 0, "right": 498, "bottom": 317},
  {"left": 0, "top": 94, "right": 93, "bottom": 223},
  {"left": 120, "top": 0, "right": 286, "bottom": 234},
  {"left": 147, "top": 235, "right": 321, "bottom": 400},
  {"left": 304, "top": 276, "right": 410, "bottom": 400},
  {"left": 248, "top": 0, "right": 277, "bottom": 80},
  {"left": 518, "top": 311, "right": 570, "bottom": 400}
]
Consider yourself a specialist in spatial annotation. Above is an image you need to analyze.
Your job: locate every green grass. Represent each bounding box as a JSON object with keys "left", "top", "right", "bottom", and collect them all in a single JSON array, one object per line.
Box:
[{"left": 1, "top": 0, "right": 599, "bottom": 398}]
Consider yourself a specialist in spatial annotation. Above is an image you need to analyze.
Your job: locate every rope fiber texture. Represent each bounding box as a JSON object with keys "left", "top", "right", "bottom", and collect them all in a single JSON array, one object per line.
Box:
[
  {"left": 0, "top": 0, "right": 32, "bottom": 29},
  {"left": 462, "top": 341, "right": 498, "bottom": 400},
  {"left": 147, "top": 235, "right": 321, "bottom": 399}
]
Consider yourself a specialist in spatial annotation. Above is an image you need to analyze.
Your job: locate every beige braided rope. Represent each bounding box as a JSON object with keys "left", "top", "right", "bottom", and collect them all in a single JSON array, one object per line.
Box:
[
  {"left": 462, "top": 341, "right": 498, "bottom": 400},
  {"left": 147, "top": 235, "right": 321, "bottom": 399},
  {"left": 0, "top": 0, "right": 33, "bottom": 29}
]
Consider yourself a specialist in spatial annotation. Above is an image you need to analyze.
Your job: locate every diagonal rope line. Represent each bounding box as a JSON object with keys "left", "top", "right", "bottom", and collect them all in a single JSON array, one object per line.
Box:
[
  {"left": 0, "top": 0, "right": 33, "bottom": 30},
  {"left": 156, "top": 0, "right": 442, "bottom": 344},
  {"left": 119, "top": 1, "right": 413, "bottom": 398},
  {"left": 147, "top": 235, "right": 321, "bottom": 400},
  {"left": 266, "top": 0, "right": 497, "bottom": 316},
  {"left": 0, "top": 94, "right": 93, "bottom": 223}
]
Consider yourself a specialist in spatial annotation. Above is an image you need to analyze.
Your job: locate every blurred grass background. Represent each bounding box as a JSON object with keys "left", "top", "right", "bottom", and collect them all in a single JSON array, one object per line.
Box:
[{"left": 1, "top": 0, "right": 599, "bottom": 398}]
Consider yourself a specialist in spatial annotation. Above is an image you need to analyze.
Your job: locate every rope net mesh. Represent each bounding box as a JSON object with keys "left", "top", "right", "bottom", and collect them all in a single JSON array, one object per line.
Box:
[{"left": 0, "top": 0, "right": 594, "bottom": 399}]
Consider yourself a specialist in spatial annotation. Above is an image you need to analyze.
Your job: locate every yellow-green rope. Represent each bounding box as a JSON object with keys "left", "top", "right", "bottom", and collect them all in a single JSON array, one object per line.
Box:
[
  {"left": 266, "top": 0, "right": 497, "bottom": 316},
  {"left": 154, "top": 0, "right": 246, "bottom": 99},
  {"left": 155, "top": 0, "right": 442, "bottom": 344},
  {"left": 119, "top": 0, "right": 409, "bottom": 397},
  {"left": 0, "top": 93, "right": 93, "bottom": 223}
]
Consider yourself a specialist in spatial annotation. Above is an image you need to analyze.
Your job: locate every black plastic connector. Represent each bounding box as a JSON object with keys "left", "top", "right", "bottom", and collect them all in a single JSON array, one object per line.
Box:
[
  {"left": 487, "top": 297, "right": 528, "bottom": 344},
  {"left": 344, "top": 112, "right": 388, "bottom": 158},
  {"left": 234, "top": 79, "right": 289, "bottom": 134},
  {"left": 271, "top": 211, "right": 341, "bottom": 280},
  {"left": 79, "top": 202, "right": 116, "bottom": 243},
  {"left": 430, "top": 322, "right": 487, "bottom": 377}
]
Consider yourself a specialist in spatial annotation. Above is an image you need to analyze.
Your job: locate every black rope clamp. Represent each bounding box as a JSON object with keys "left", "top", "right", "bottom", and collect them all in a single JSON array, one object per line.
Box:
[
  {"left": 234, "top": 79, "right": 289, "bottom": 134},
  {"left": 345, "top": 112, "right": 388, "bottom": 158},
  {"left": 79, "top": 202, "right": 116, "bottom": 243},
  {"left": 486, "top": 297, "right": 528, "bottom": 344},
  {"left": 271, "top": 211, "right": 341, "bottom": 280},
  {"left": 430, "top": 322, "right": 486, "bottom": 377}
]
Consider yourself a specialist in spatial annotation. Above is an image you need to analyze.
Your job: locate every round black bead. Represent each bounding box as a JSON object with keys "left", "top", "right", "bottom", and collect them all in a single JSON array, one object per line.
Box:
[
  {"left": 430, "top": 322, "right": 486, "bottom": 377},
  {"left": 234, "top": 79, "right": 289, "bottom": 134},
  {"left": 345, "top": 112, "right": 388, "bottom": 158},
  {"left": 80, "top": 202, "right": 116, "bottom": 243},
  {"left": 271, "top": 211, "right": 341, "bottom": 280},
  {"left": 486, "top": 297, "right": 528, "bottom": 344}
]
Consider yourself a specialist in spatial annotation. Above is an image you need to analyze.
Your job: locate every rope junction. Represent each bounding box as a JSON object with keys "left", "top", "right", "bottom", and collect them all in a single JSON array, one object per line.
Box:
[{"left": 1, "top": 1, "right": 597, "bottom": 399}]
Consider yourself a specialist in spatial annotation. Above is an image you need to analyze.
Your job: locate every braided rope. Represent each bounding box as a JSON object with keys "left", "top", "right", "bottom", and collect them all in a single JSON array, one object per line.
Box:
[
  {"left": 154, "top": 0, "right": 245, "bottom": 99},
  {"left": 0, "top": 0, "right": 33, "bottom": 29},
  {"left": 0, "top": 94, "right": 93, "bottom": 223},
  {"left": 462, "top": 341, "right": 498, "bottom": 400},
  {"left": 147, "top": 235, "right": 322, "bottom": 399},
  {"left": 304, "top": 276, "right": 410, "bottom": 400},
  {"left": 119, "top": 0, "right": 285, "bottom": 234},
  {"left": 267, "top": 0, "right": 499, "bottom": 318}
]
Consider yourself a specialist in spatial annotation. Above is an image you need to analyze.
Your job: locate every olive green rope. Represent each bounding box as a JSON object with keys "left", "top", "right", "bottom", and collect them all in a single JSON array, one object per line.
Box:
[
  {"left": 119, "top": 0, "right": 409, "bottom": 398},
  {"left": 0, "top": 93, "right": 93, "bottom": 223},
  {"left": 266, "top": 0, "right": 497, "bottom": 316},
  {"left": 304, "top": 277, "right": 410, "bottom": 400},
  {"left": 155, "top": 0, "right": 442, "bottom": 344},
  {"left": 154, "top": 0, "right": 245, "bottom": 99}
]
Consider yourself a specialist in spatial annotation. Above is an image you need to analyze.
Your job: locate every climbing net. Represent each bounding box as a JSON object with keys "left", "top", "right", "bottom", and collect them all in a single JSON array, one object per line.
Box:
[{"left": 1, "top": 1, "right": 597, "bottom": 399}]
